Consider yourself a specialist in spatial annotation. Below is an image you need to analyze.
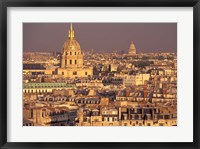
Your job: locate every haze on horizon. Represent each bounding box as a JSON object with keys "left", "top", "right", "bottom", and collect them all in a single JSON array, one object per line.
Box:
[{"left": 23, "top": 23, "right": 177, "bottom": 53}]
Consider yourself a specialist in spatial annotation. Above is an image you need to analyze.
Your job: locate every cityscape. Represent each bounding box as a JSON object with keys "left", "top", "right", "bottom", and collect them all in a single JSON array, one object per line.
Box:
[{"left": 23, "top": 23, "right": 177, "bottom": 126}]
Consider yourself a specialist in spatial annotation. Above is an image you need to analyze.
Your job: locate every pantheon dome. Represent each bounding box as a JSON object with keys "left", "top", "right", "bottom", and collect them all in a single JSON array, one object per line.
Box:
[
  {"left": 61, "top": 24, "right": 83, "bottom": 68},
  {"left": 128, "top": 41, "right": 136, "bottom": 55}
]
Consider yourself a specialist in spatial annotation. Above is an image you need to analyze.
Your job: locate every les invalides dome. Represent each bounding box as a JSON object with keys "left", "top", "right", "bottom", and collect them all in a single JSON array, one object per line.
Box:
[
  {"left": 58, "top": 23, "right": 93, "bottom": 78},
  {"left": 61, "top": 24, "right": 83, "bottom": 68}
]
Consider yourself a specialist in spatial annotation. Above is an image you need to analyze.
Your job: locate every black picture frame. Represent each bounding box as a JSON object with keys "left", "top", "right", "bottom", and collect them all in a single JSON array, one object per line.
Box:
[{"left": 0, "top": 0, "right": 199, "bottom": 149}]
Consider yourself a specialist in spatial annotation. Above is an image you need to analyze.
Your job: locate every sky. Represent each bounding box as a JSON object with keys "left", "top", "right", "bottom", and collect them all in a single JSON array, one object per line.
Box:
[{"left": 23, "top": 23, "right": 177, "bottom": 53}]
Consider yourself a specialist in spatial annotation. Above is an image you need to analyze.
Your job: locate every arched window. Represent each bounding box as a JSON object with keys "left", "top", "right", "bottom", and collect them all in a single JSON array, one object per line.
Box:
[
  {"left": 75, "top": 60, "right": 77, "bottom": 64},
  {"left": 70, "top": 52, "right": 72, "bottom": 55},
  {"left": 70, "top": 60, "right": 72, "bottom": 64}
]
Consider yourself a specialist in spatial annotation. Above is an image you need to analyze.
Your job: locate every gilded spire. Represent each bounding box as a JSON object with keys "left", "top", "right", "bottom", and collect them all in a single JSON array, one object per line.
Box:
[
  {"left": 70, "top": 23, "right": 73, "bottom": 31},
  {"left": 68, "top": 23, "right": 75, "bottom": 40}
]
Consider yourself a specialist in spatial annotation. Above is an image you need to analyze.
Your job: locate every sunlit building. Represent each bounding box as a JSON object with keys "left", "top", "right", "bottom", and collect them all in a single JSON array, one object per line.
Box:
[
  {"left": 57, "top": 24, "right": 93, "bottom": 78},
  {"left": 128, "top": 41, "right": 137, "bottom": 55}
]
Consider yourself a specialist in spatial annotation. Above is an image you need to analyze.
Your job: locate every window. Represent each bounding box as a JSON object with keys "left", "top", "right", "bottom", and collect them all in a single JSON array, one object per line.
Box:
[
  {"left": 66, "top": 52, "right": 67, "bottom": 55},
  {"left": 70, "top": 60, "right": 72, "bottom": 64},
  {"left": 73, "top": 71, "right": 77, "bottom": 75},
  {"left": 159, "top": 123, "right": 164, "bottom": 126},
  {"left": 70, "top": 52, "right": 72, "bottom": 55},
  {"left": 85, "top": 72, "right": 88, "bottom": 75},
  {"left": 62, "top": 72, "right": 64, "bottom": 75},
  {"left": 134, "top": 108, "right": 137, "bottom": 113},
  {"left": 75, "top": 60, "right": 77, "bottom": 64},
  {"left": 104, "top": 117, "right": 108, "bottom": 121},
  {"left": 30, "top": 109, "right": 34, "bottom": 118},
  {"left": 65, "top": 60, "right": 67, "bottom": 65},
  {"left": 75, "top": 52, "right": 76, "bottom": 55}
]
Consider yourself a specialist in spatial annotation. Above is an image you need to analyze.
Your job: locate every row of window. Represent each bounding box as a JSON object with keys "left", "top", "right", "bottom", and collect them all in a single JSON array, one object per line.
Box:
[
  {"left": 24, "top": 89, "right": 49, "bottom": 93},
  {"left": 62, "top": 71, "right": 88, "bottom": 76},
  {"left": 65, "top": 59, "right": 77, "bottom": 65},
  {"left": 23, "top": 123, "right": 33, "bottom": 126},
  {"left": 65, "top": 51, "right": 82, "bottom": 56}
]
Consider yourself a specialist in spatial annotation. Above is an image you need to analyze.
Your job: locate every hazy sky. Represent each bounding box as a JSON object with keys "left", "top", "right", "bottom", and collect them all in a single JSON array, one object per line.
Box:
[{"left": 23, "top": 23, "right": 177, "bottom": 53}]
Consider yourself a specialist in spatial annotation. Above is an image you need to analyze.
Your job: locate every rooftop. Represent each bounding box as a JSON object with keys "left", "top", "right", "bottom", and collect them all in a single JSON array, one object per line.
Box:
[
  {"left": 23, "top": 82, "right": 76, "bottom": 89},
  {"left": 23, "top": 64, "right": 46, "bottom": 70}
]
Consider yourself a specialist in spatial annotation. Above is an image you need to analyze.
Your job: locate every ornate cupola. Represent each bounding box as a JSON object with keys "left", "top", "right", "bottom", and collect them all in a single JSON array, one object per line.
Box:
[{"left": 61, "top": 24, "right": 83, "bottom": 68}]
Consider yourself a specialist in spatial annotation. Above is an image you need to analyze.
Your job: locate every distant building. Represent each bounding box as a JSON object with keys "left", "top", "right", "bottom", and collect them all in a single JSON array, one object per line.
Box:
[
  {"left": 57, "top": 24, "right": 93, "bottom": 78},
  {"left": 128, "top": 41, "right": 136, "bottom": 55},
  {"left": 135, "top": 73, "right": 150, "bottom": 85},
  {"left": 123, "top": 75, "right": 135, "bottom": 87},
  {"left": 23, "top": 63, "right": 46, "bottom": 75},
  {"left": 23, "top": 82, "right": 76, "bottom": 94}
]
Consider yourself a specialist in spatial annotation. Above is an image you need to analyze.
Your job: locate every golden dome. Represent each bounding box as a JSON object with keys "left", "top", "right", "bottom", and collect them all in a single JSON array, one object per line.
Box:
[
  {"left": 62, "top": 39, "right": 82, "bottom": 52},
  {"left": 62, "top": 23, "right": 82, "bottom": 53},
  {"left": 61, "top": 23, "right": 84, "bottom": 68}
]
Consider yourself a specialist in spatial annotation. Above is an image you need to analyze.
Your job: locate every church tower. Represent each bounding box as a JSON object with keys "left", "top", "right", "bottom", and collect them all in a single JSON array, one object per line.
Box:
[
  {"left": 61, "top": 24, "right": 83, "bottom": 68},
  {"left": 128, "top": 41, "right": 136, "bottom": 55}
]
